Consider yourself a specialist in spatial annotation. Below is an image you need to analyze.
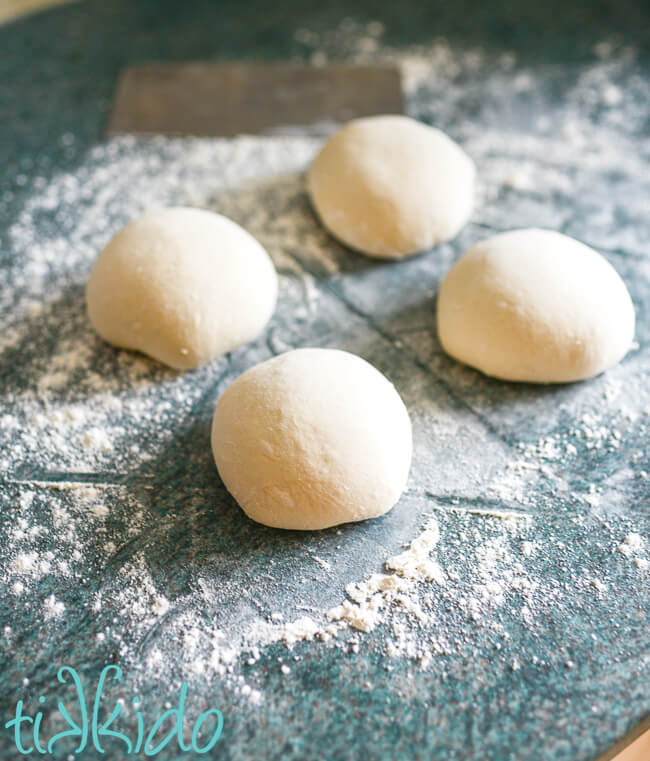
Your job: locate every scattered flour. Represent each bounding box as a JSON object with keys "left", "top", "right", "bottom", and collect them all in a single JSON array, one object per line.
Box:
[{"left": 0, "top": 19, "right": 647, "bottom": 705}]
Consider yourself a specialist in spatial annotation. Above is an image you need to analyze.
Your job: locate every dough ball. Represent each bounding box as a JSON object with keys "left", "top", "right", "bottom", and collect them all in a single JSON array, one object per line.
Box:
[
  {"left": 437, "top": 229, "right": 635, "bottom": 383},
  {"left": 307, "top": 115, "right": 475, "bottom": 259},
  {"left": 86, "top": 207, "right": 277, "bottom": 370},
  {"left": 211, "top": 348, "right": 412, "bottom": 530}
]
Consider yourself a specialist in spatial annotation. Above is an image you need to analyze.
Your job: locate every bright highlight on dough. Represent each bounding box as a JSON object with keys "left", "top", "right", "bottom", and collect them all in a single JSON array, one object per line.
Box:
[
  {"left": 211, "top": 348, "right": 413, "bottom": 530},
  {"left": 437, "top": 228, "right": 635, "bottom": 383},
  {"left": 307, "top": 115, "right": 476, "bottom": 259},
  {"left": 86, "top": 207, "right": 277, "bottom": 370}
]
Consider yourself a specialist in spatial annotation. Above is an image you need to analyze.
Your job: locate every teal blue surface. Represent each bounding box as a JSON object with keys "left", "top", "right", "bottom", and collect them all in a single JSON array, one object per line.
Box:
[{"left": 0, "top": 2, "right": 648, "bottom": 760}]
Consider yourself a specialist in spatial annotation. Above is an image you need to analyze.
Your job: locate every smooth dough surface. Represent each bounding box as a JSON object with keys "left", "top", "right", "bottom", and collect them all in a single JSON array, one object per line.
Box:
[
  {"left": 86, "top": 207, "right": 277, "bottom": 370},
  {"left": 211, "top": 348, "right": 412, "bottom": 530},
  {"left": 307, "top": 115, "right": 476, "bottom": 259},
  {"left": 437, "top": 228, "right": 635, "bottom": 383}
]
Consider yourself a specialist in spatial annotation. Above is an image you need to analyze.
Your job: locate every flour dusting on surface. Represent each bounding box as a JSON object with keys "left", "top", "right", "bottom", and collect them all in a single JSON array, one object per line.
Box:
[{"left": 0, "top": 20, "right": 648, "bottom": 705}]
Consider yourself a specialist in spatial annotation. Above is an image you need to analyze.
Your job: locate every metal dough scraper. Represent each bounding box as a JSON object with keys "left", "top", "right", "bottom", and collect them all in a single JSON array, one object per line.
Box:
[{"left": 106, "top": 61, "right": 404, "bottom": 137}]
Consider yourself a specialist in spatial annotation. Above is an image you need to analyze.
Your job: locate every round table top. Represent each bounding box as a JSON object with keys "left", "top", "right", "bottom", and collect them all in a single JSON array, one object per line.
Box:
[{"left": 0, "top": 3, "right": 648, "bottom": 761}]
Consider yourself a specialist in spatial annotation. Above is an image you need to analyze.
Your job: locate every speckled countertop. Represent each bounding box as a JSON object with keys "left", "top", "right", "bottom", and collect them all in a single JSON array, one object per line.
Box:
[{"left": 0, "top": 2, "right": 648, "bottom": 760}]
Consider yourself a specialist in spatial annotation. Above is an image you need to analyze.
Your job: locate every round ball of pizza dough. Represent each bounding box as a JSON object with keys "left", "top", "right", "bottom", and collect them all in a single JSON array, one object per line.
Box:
[
  {"left": 437, "top": 228, "right": 635, "bottom": 383},
  {"left": 211, "top": 348, "right": 412, "bottom": 530},
  {"left": 307, "top": 115, "right": 475, "bottom": 259},
  {"left": 86, "top": 207, "right": 277, "bottom": 370}
]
